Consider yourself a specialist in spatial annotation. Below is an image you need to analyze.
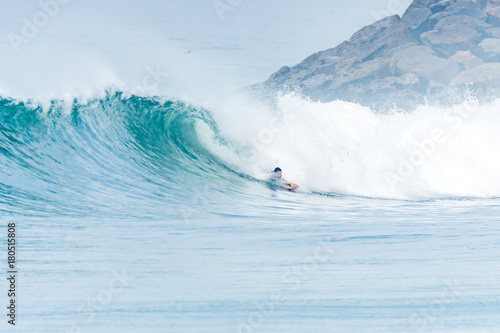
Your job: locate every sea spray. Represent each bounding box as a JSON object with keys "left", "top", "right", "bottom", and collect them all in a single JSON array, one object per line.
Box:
[{"left": 203, "top": 93, "right": 500, "bottom": 199}]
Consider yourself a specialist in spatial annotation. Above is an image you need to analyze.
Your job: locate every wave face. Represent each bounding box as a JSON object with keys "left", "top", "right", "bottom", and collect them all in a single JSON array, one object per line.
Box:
[
  {"left": 0, "top": 93, "right": 240, "bottom": 218},
  {"left": 2, "top": 92, "right": 500, "bottom": 218}
]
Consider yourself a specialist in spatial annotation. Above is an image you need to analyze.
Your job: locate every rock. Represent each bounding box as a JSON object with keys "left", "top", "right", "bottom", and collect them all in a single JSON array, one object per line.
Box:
[
  {"left": 297, "top": 58, "right": 392, "bottom": 102},
  {"left": 406, "top": 0, "right": 437, "bottom": 9},
  {"left": 399, "top": 72, "right": 424, "bottom": 87},
  {"left": 486, "top": 6, "right": 500, "bottom": 25},
  {"left": 473, "top": 37, "right": 500, "bottom": 61},
  {"left": 451, "top": 63, "right": 500, "bottom": 93},
  {"left": 486, "top": 26, "right": 500, "bottom": 37},
  {"left": 421, "top": 25, "right": 483, "bottom": 57},
  {"left": 342, "top": 15, "right": 416, "bottom": 61},
  {"left": 402, "top": 7, "right": 433, "bottom": 30},
  {"left": 434, "top": 15, "right": 491, "bottom": 31},
  {"left": 403, "top": 7, "right": 452, "bottom": 40},
  {"left": 450, "top": 50, "right": 484, "bottom": 68},
  {"left": 334, "top": 57, "right": 361, "bottom": 72},
  {"left": 268, "top": 66, "right": 290, "bottom": 81},
  {"left": 454, "top": 7, "right": 486, "bottom": 19},
  {"left": 406, "top": 12, "right": 439, "bottom": 37},
  {"left": 416, "top": 12, "right": 448, "bottom": 33},
  {"left": 368, "top": 73, "right": 427, "bottom": 94},
  {"left": 390, "top": 44, "right": 461, "bottom": 83},
  {"left": 406, "top": 0, "right": 458, "bottom": 10},
  {"left": 300, "top": 57, "right": 361, "bottom": 90},
  {"left": 410, "top": 1, "right": 487, "bottom": 37},
  {"left": 259, "top": 0, "right": 500, "bottom": 109},
  {"left": 445, "top": 0, "right": 487, "bottom": 18},
  {"left": 344, "top": 74, "right": 427, "bottom": 110},
  {"left": 263, "top": 15, "right": 414, "bottom": 91},
  {"left": 312, "top": 57, "right": 360, "bottom": 78},
  {"left": 429, "top": 0, "right": 458, "bottom": 13},
  {"left": 487, "top": 0, "right": 500, "bottom": 9},
  {"left": 327, "top": 58, "right": 390, "bottom": 89}
]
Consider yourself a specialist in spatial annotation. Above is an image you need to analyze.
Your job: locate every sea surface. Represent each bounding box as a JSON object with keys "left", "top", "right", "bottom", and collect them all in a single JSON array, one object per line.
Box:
[{"left": 1, "top": 93, "right": 499, "bottom": 333}]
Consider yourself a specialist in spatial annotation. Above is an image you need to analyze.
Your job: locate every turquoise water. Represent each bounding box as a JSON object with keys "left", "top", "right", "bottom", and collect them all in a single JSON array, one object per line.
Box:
[{"left": 1, "top": 94, "right": 500, "bottom": 332}]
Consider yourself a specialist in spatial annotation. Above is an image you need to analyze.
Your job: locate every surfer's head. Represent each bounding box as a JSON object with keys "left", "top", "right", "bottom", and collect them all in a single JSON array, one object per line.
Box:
[{"left": 273, "top": 167, "right": 282, "bottom": 179}]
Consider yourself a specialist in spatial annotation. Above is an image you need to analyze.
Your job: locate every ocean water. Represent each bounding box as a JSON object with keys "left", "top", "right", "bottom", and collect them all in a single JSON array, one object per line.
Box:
[
  {"left": 1, "top": 92, "right": 500, "bottom": 333},
  {"left": 1, "top": 1, "right": 500, "bottom": 332}
]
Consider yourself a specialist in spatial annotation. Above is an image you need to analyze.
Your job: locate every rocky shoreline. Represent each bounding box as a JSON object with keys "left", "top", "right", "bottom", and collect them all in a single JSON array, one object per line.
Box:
[{"left": 258, "top": 0, "right": 500, "bottom": 109}]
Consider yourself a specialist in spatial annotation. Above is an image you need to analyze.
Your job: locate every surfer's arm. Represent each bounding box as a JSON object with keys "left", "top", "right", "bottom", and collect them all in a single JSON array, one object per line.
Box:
[{"left": 283, "top": 179, "right": 299, "bottom": 190}]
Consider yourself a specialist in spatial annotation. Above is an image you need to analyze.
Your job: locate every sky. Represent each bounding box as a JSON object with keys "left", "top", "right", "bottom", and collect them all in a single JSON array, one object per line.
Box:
[{"left": 0, "top": 0, "right": 414, "bottom": 99}]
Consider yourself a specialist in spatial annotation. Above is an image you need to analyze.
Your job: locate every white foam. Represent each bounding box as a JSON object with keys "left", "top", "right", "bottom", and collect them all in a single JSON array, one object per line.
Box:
[{"left": 203, "top": 93, "right": 500, "bottom": 200}]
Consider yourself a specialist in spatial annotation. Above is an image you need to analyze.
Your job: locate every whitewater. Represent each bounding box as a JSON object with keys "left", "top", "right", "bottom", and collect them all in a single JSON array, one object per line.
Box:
[{"left": 1, "top": 1, "right": 500, "bottom": 332}]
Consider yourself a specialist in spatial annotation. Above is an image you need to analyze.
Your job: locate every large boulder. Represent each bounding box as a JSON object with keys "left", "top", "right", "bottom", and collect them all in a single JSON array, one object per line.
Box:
[
  {"left": 319, "top": 58, "right": 390, "bottom": 90},
  {"left": 451, "top": 63, "right": 500, "bottom": 95},
  {"left": 415, "top": 0, "right": 487, "bottom": 33},
  {"left": 487, "top": 0, "right": 500, "bottom": 8},
  {"left": 390, "top": 44, "right": 461, "bottom": 83},
  {"left": 366, "top": 73, "right": 426, "bottom": 94},
  {"left": 450, "top": 50, "right": 485, "bottom": 68},
  {"left": 474, "top": 37, "right": 500, "bottom": 61},
  {"left": 486, "top": 26, "right": 500, "bottom": 37},
  {"left": 429, "top": 0, "right": 459, "bottom": 13},
  {"left": 421, "top": 24, "right": 483, "bottom": 57},
  {"left": 434, "top": 15, "right": 491, "bottom": 31},
  {"left": 400, "top": 1, "right": 485, "bottom": 36},
  {"left": 402, "top": 7, "right": 433, "bottom": 31},
  {"left": 486, "top": 6, "right": 500, "bottom": 25},
  {"left": 445, "top": 0, "right": 487, "bottom": 19}
]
